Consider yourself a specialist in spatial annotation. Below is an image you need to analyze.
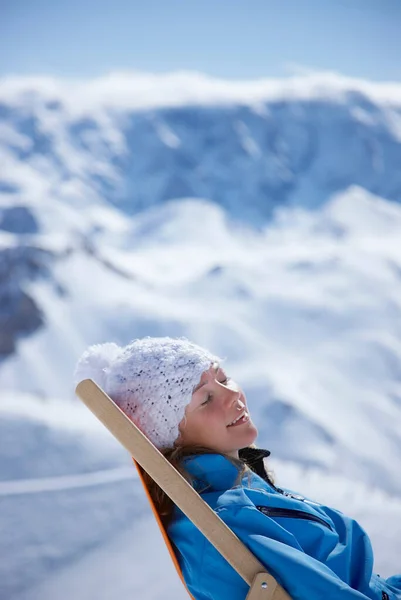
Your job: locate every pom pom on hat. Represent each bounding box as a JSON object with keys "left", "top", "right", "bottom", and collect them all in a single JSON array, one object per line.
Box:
[
  {"left": 74, "top": 336, "right": 222, "bottom": 448},
  {"left": 74, "top": 342, "right": 123, "bottom": 391}
]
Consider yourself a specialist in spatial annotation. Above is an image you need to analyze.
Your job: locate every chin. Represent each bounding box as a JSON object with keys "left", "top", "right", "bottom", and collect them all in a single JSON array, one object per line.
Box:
[
  {"left": 237, "top": 423, "right": 258, "bottom": 448},
  {"left": 248, "top": 428, "right": 258, "bottom": 445},
  {"left": 246, "top": 420, "right": 258, "bottom": 441}
]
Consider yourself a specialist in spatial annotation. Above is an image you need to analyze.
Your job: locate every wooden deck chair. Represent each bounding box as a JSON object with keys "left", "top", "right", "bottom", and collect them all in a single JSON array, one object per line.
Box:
[{"left": 76, "top": 379, "right": 291, "bottom": 600}]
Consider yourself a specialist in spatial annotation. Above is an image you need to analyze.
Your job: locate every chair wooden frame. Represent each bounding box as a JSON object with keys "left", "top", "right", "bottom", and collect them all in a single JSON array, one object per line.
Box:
[{"left": 76, "top": 379, "right": 291, "bottom": 600}]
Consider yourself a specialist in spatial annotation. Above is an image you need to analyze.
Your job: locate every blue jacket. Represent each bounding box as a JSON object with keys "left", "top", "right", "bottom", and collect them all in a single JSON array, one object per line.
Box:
[{"left": 168, "top": 450, "right": 401, "bottom": 600}]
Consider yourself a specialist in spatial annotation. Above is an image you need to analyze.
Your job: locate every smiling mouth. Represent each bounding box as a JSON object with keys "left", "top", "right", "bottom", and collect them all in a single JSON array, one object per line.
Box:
[{"left": 227, "top": 411, "right": 249, "bottom": 427}]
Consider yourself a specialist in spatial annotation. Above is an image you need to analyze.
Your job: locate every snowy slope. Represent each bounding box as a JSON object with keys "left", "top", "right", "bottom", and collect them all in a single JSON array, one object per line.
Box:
[
  {"left": 1, "top": 395, "right": 400, "bottom": 600},
  {"left": 1, "top": 72, "right": 401, "bottom": 597},
  {"left": 1, "top": 188, "right": 401, "bottom": 495},
  {"left": 1, "top": 72, "right": 401, "bottom": 225}
]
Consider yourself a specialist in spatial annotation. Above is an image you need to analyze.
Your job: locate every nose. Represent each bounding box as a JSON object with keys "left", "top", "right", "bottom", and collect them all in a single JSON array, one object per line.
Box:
[{"left": 219, "top": 382, "right": 243, "bottom": 409}]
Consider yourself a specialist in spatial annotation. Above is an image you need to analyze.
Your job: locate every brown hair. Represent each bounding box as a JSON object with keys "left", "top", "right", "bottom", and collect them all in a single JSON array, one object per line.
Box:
[{"left": 140, "top": 443, "right": 273, "bottom": 528}]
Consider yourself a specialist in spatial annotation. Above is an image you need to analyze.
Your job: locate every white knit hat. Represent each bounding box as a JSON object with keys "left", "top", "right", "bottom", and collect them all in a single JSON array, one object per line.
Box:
[{"left": 74, "top": 336, "right": 222, "bottom": 448}]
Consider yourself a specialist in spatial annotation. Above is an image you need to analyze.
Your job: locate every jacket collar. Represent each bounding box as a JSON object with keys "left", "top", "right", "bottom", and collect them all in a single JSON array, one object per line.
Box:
[
  {"left": 183, "top": 447, "right": 271, "bottom": 492},
  {"left": 239, "top": 446, "right": 271, "bottom": 479}
]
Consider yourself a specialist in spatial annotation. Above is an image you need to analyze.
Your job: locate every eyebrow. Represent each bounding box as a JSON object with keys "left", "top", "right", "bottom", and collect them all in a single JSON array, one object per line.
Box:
[{"left": 192, "top": 364, "right": 221, "bottom": 393}]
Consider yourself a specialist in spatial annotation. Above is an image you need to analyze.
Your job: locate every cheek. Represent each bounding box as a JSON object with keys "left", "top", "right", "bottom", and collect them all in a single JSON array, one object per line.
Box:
[
  {"left": 191, "top": 414, "right": 222, "bottom": 442},
  {"left": 179, "top": 414, "right": 204, "bottom": 444},
  {"left": 180, "top": 405, "right": 230, "bottom": 445},
  {"left": 204, "top": 408, "right": 228, "bottom": 433}
]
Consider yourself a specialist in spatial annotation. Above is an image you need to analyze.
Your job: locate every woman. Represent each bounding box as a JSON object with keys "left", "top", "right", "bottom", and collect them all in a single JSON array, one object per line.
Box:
[{"left": 75, "top": 336, "right": 401, "bottom": 600}]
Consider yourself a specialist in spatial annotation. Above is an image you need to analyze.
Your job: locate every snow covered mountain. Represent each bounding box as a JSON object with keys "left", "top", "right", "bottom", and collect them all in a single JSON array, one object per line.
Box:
[
  {"left": 1, "top": 71, "right": 401, "bottom": 598},
  {"left": 1, "top": 71, "right": 401, "bottom": 224}
]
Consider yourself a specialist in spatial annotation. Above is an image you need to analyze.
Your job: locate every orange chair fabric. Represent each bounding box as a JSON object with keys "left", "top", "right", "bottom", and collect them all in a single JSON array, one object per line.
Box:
[{"left": 133, "top": 459, "right": 195, "bottom": 600}]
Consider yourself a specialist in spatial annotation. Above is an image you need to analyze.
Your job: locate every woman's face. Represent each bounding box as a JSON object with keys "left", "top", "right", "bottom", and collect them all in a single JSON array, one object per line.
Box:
[{"left": 176, "top": 363, "right": 258, "bottom": 457}]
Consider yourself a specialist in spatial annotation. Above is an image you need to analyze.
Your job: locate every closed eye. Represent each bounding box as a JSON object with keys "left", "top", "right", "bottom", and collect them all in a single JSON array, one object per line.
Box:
[{"left": 201, "top": 378, "right": 230, "bottom": 405}]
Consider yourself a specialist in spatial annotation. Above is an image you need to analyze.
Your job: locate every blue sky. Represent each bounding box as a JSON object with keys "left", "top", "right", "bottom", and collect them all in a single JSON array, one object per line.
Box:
[{"left": 1, "top": 0, "right": 401, "bottom": 81}]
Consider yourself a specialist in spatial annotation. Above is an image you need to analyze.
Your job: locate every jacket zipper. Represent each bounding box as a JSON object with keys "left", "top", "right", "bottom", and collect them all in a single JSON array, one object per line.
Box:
[{"left": 256, "top": 505, "right": 333, "bottom": 531}]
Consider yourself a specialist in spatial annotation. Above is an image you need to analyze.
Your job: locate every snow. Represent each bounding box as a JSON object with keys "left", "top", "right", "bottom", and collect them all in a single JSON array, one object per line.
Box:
[
  {"left": 2, "top": 71, "right": 401, "bottom": 226},
  {"left": 0, "top": 396, "right": 187, "bottom": 600},
  {"left": 1, "top": 71, "right": 401, "bottom": 117},
  {"left": 1, "top": 188, "right": 401, "bottom": 489},
  {"left": 1, "top": 395, "right": 400, "bottom": 600},
  {"left": 0, "top": 466, "right": 134, "bottom": 496},
  {"left": 1, "top": 71, "right": 401, "bottom": 598},
  {"left": 16, "top": 514, "right": 187, "bottom": 600}
]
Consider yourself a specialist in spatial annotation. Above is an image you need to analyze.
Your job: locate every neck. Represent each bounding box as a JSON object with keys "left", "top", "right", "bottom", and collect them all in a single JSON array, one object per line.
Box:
[{"left": 226, "top": 450, "right": 239, "bottom": 459}]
